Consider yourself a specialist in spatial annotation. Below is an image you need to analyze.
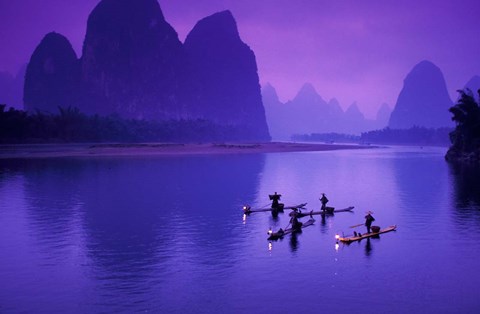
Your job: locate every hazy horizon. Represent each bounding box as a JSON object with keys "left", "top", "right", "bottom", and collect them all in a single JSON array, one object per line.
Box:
[{"left": 1, "top": 0, "right": 480, "bottom": 118}]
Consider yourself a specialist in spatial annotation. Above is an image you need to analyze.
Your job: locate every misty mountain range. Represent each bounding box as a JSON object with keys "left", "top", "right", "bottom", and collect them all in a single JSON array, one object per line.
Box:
[
  {"left": 19, "top": 0, "right": 271, "bottom": 142},
  {"left": 1, "top": 0, "right": 479, "bottom": 142},
  {"left": 264, "top": 60, "right": 478, "bottom": 140},
  {"left": 262, "top": 82, "right": 392, "bottom": 139}
]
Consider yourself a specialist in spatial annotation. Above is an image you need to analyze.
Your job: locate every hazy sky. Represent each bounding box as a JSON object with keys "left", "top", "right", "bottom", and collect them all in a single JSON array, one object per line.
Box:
[{"left": 1, "top": 0, "right": 479, "bottom": 118}]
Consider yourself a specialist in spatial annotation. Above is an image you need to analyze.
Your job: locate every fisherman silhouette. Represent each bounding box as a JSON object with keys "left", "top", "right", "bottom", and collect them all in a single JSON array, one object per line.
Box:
[
  {"left": 290, "top": 208, "right": 303, "bottom": 231},
  {"left": 365, "top": 211, "right": 375, "bottom": 233},
  {"left": 320, "top": 193, "right": 329, "bottom": 211},
  {"left": 269, "top": 192, "right": 282, "bottom": 209}
]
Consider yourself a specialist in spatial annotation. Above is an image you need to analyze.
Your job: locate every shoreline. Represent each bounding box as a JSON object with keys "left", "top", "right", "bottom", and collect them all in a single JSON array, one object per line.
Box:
[{"left": 0, "top": 142, "right": 375, "bottom": 159}]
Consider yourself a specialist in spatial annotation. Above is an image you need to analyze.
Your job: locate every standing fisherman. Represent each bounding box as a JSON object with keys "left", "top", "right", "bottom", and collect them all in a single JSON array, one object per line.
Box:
[
  {"left": 320, "top": 193, "right": 329, "bottom": 212},
  {"left": 290, "top": 208, "right": 303, "bottom": 231},
  {"left": 365, "top": 211, "right": 375, "bottom": 233},
  {"left": 269, "top": 192, "right": 282, "bottom": 209}
]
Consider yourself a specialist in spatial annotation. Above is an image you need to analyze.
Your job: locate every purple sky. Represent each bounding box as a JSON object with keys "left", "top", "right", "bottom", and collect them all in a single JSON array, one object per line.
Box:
[{"left": 1, "top": 0, "right": 479, "bottom": 118}]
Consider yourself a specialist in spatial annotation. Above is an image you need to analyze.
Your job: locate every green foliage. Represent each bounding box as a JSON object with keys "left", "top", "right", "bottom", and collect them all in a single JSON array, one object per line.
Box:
[
  {"left": 293, "top": 128, "right": 451, "bottom": 146},
  {"left": 292, "top": 132, "right": 360, "bottom": 143},
  {"left": 0, "top": 105, "right": 245, "bottom": 143},
  {"left": 448, "top": 89, "right": 480, "bottom": 152},
  {"left": 360, "top": 126, "right": 451, "bottom": 146}
]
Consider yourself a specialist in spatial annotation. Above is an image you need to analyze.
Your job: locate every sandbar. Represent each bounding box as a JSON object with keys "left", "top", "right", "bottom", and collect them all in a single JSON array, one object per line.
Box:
[{"left": 0, "top": 142, "right": 374, "bottom": 159}]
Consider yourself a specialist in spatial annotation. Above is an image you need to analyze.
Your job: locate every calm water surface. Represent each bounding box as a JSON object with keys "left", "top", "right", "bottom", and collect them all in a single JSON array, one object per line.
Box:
[{"left": 1, "top": 146, "right": 480, "bottom": 313}]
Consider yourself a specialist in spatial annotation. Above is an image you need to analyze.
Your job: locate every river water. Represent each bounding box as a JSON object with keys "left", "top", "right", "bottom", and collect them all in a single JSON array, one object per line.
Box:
[{"left": 1, "top": 146, "right": 479, "bottom": 313}]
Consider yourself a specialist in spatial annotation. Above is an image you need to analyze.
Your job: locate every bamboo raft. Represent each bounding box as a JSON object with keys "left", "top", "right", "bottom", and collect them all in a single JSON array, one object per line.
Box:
[
  {"left": 337, "top": 225, "right": 397, "bottom": 243},
  {"left": 243, "top": 203, "right": 307, "bottom": 214},
  {"left": 267, "top": 218, "right": 315, "bottom": 240},
  {"left": 289, "top": 206, "right": 354, "bottom": 217}
]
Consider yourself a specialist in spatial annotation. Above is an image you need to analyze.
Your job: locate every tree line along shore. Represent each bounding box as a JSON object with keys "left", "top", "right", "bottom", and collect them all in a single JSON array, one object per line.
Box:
[{"left": 1, "top": 89, "right": 479, "bottom": 162}]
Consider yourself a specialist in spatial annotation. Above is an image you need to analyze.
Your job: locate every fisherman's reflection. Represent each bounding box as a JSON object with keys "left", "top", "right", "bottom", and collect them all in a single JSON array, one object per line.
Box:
[
  {"left": 289, "top": 233, "right": 299, "bottom": 252},
  {"left": 364, "top": 238, "right": 372, "bottom": 257},
  {"left": 319, "top": 214, "right": 329, "bottom": 234},
  {"left": 320, "top": 214, "right": 326, "bottom": 225},
  {"left": 269, "top": 214, "right": 280, "bottom": 224}
]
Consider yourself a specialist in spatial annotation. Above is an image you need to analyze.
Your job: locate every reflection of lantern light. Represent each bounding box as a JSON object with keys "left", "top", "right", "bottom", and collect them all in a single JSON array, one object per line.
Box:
[
  {"left": 268, "top": 242, "right": 273, "bottom": 251},
  {"left": 335, "top": 243, "right": 339, "bottom": 251},
  {"left": 242, "top": 214, "right": 247, "bottom": 223}
]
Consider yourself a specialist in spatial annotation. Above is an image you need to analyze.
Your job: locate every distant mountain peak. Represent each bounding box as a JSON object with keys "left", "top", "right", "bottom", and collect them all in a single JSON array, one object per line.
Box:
[
  {"left": 389, "top": 60, "right": 452, "bottom": 129},
  {"left": 413, "top": 59, "right": 437, "bottom": 69},
  {"left": 185, "top": 10, "right": 240, "bottom": 46},
  {"left": 328, "top": 98, "right": 340, "bottom": 107},
  {"left": 404, "top": 60, "right": 443, "bottom": 86},
  {"left": 88, "top": 0, "right": 166, "bottom": 23},
  {"left": 262, "top": 83, "right": 280, "bottom": 102},
  {"left": 346, "top": 102, "right": 359, "bottom": 111},
  {"left": 376, "top": 102, "right": 392, "bottom": 124},
  {"left": 81, "top": 0, "right": 182, "bottom": 118},
  {"left": 293, "top": 83, "right": 325, "bottom": 104},
  {"left": 298, "top": 83, "right": 317, "bottom": 95},
  {"left": 24, "top": 31, "right": 79, "bottom": 113},
  {"left": 327, "top": 98, "right": 343, "bottom": 115},
  {"left": 464, "top": 75, "right": 480, "bottom": 95},
  {"left": 345, "top": 102, "right": 364, "bottom": 119},
  {"left": 42, "top": 32, "right": 74, "bottom": 47},
  {"left": 183, "top": 9, "right": 270, "bottom": 140}
]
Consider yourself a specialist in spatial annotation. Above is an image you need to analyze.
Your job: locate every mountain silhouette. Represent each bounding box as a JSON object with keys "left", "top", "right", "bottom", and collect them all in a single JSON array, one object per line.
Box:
[
  {"left": 23, "top": 0, "right": 270, "bottom": 141},
  {"left": 24, "top": 32, "right": 80, "bottom": 113},
  {"left": 389, "top": 60, "right": 453, "bottom": 129},
  {"left": 262, "top": 83, "right": 388, "bottom": 139},
  {"left": 375, "top": 103, "right": 392, "bottom": 127},
  {"left": 80, "top": 0, "right": 183, "bottom": 119},
  {"left": 184, "top": 10, "right": 270, "bottom": 140}
]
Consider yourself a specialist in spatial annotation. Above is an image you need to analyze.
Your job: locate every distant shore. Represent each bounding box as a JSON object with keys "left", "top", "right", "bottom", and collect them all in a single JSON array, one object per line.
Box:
[{"left": 0, "top": 142, "right": 374, "bottom": 159}]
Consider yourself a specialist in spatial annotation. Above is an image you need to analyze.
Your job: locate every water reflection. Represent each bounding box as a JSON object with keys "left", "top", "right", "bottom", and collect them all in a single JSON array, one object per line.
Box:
[
  {"left": 364, "top": 238, "right": 372, "bottom": 257},
  {"left": 5, "top": 147, "right": 480, "bottom": 313},
  {"left": 289, "top": 233, "right": 299, "bottom": 252},
  {"left": 448, "top": 162, "right": 480, "bottom": 231},
  {"left": 392, "top": 150, "right": 450, "bottom": 214},
  {"left": 269, "top": 213, "right": 280, "bottom": 223},
  {"left": 0, "top": 154, "right": 265, "bottom": 310},
  {"left": 1, "top": 159, "right": 86, "bottom": 256},
  {"left": 448, "top": 162, "right": 480, "bottom": 209},
  {"left": 319, "top": 214, "right": 334, "bottom": 234},
  {"left": 267, "top": 226, "right": 308, "bottom": 253}
]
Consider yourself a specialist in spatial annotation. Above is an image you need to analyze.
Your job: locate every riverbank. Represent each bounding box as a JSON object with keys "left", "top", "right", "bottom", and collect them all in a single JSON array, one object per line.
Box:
[{"left": 0, "top": 142, "right": 374, "bottom": 159}]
